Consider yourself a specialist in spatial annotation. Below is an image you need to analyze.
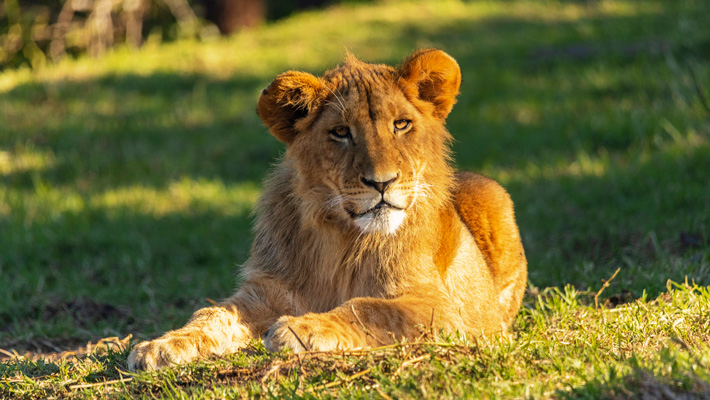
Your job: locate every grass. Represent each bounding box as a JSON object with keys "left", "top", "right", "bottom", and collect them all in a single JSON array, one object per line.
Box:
[
  {"left": 2, "top": 283, "right": 709, "bottom": 398},
  {"left": 1, "top": 0, "right": 709, "bottom": 398}
]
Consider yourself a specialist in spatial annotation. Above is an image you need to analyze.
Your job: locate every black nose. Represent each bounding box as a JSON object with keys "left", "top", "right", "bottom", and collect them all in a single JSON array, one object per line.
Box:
[{"left": 360, "top": 174, "right": 398, "bottom": 193}]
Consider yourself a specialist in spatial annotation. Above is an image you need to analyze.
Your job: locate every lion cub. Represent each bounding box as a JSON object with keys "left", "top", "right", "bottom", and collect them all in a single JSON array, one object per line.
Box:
[{"left": 128, "top": 49, "right": 527, "bottom": 370}]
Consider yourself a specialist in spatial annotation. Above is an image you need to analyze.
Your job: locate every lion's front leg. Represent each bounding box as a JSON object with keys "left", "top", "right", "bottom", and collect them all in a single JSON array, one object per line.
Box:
[
  {"left": 263, "top": 294, "right": 459, "bottom": 353},
  {"left": 128, "top": 305, "right": 249, "bottom": 371},
  {"left": 128, "top": 281, "right": 292, "bottom": 370}
]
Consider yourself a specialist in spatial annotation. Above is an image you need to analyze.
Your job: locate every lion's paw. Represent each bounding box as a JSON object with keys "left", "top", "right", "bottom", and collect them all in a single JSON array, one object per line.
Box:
[
  {"left": 262, "top": 315, "right": 345, "bottom": 353},
  {"left": 127, "top": 336, "right": 200, "bottom": 371}
]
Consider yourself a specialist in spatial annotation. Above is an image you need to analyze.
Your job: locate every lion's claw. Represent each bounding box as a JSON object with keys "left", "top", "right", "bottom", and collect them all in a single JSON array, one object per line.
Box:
[{"left": 127, "top": 337, "right": 199, "bottom": 371}]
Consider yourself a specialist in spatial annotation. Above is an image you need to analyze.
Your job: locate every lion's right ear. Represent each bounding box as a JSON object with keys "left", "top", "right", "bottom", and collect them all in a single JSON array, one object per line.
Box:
[
  {"left": 397, "top": 49, "right": 461, "bottom": 120},
  {"left": 257, "top": 71, "right": 328, "bottom": 144}
]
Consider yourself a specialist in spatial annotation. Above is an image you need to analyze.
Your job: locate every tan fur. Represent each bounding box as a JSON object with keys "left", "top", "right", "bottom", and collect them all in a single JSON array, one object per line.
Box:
[{"left": 128, "top": 49, "right": 527, "bottom": 371}]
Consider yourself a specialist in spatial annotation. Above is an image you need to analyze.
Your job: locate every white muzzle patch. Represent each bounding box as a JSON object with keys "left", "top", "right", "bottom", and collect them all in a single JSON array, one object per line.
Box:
[{"left": 354, "top": 208, "right": 406, "bottom": 235}]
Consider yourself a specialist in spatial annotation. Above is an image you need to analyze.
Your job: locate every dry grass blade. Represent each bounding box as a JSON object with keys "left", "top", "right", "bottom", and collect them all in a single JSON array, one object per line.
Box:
[
  {"left": 595, "top": 267, "right": 621, "bottom": 308},
  {"left": 351, "top": 305, "right": 373, "bottom": 337},
  {"left": 0, "top": 378, "right": 25, "bottom": 384},
  {"left": 68, "top": 377, "right": 133, "bottom": 390},
  {"left": 307, "top": 368, "right": 373, "bottom": 392},
  {"left": 396, "top": 354, "right": 430, "bottom": 375},
  {"left": 0, "top": 348, "right": 19, "bottom": 359},
  {"left": 374, "top": 384, "right": 394, "bottom": 400},
  {"left": 287, "top": 326, "right": 311, "bottom": 352},
  {"left": 260, "top": 362, "right": 282, "bottom": 385}
]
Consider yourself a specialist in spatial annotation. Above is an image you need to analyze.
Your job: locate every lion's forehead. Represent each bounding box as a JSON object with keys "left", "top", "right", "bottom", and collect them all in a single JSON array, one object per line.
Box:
[
  {"left": 322, "top": 65, "right": 409, "bottom": 123},
  {"left": 325, "top": 63, "right": 393, "bottom": 91},
  {"left": 323, "top": 60, "right": 395, "bottom": 87}
]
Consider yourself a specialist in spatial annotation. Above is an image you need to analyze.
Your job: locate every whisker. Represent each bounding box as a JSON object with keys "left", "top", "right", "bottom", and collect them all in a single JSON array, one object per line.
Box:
[
  {"left": 324, "top": 85, "right": 347, "bottom": 117},
  {"left": 324, "top": 100, "right": 345, "bottom": 116},
  {"left": 324, "top": 194, "right": 345, "bottom": 211}
]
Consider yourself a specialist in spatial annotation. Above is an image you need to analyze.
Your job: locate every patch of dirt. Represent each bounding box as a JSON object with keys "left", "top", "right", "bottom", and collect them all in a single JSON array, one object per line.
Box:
[
  {"left": 39, "top": 298, "right": 132, "bottom": 327},
  {"left": 679, "top": 232, "right": 710, "bottom": 251},
  {"left": 0, "top": 297, "right": 133, "bottom": 333},
  {"left": 605, "top": 289, "right": 634, "bottom": 308}
]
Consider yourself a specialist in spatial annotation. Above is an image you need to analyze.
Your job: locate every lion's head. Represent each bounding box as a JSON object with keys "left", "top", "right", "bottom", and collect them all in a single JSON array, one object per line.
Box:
[{"left": 257, "top": 49, "right": 461, "bottom": 236}]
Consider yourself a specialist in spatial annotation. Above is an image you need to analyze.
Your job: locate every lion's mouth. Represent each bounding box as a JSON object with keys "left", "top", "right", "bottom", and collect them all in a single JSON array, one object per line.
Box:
[{"left": 346, "top": 200, "right": 404, "bottom": 219}]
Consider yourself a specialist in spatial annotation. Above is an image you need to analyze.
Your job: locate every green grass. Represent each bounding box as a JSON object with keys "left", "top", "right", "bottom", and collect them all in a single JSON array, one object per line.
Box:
[{"left": 1, "top": 0, "right": 709, "bottom": 398}]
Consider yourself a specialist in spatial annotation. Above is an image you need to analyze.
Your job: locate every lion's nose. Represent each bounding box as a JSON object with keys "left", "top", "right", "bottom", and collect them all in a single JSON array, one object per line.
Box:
[{"left": 360, "top": 173, "right": 399, "bottom": 194}]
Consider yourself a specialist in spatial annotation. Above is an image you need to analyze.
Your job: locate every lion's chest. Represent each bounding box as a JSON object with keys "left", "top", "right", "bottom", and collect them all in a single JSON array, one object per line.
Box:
[{"left": 295, "top": 251, "right": 397, "bottom": 313}]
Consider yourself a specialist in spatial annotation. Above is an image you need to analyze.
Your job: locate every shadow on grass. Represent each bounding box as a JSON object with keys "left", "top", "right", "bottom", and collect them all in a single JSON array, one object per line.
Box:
[{"left": 0, "top": 207, "right": 254, "bottom": 350}]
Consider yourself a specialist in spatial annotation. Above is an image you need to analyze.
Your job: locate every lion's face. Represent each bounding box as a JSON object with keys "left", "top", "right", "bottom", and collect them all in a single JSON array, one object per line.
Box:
[{"left": 257, "top": 50, "right": 462, "bottom": 235}]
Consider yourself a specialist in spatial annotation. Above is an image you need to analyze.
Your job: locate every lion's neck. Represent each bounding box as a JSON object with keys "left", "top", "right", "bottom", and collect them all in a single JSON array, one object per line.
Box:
[{"left": 249, "top": 162, "right": 455, "bottom": 304}]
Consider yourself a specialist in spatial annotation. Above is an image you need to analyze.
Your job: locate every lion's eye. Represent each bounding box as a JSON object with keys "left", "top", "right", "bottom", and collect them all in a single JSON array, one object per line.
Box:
[
  {"left": 393, "top": 119, "right": 412, "bottom": 133},
  {"left": 329, "top": 126, "right": 352, "bottom": 141}
]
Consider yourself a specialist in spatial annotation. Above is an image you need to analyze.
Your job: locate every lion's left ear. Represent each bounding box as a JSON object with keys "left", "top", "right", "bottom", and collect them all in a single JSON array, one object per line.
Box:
[
  {"left": 257, "top": 71, "right": 328, "bottom": 144},
  {"left": 397, "top": 49, "right": 462, "bottom": 120}
]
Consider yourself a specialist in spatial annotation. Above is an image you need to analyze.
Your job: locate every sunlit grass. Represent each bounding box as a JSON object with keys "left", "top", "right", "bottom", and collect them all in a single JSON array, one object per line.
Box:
[
  {"left": 0, "top": 147, "right": 55, "bottom": 176},
  {"left": 96, "top": 179, "right": 260, "bottom": 217},
  {"left": 2, "top": 178, "right": 259, "bottom": 219}
]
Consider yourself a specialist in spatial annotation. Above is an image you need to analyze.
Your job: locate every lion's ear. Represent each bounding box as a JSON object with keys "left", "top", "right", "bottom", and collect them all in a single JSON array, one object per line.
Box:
[
  {"left": 397, "top": 49, "right": 461, "bottom": 120},
  {"left": 257, "top": 71, "right": 328, "bottom": 144}
]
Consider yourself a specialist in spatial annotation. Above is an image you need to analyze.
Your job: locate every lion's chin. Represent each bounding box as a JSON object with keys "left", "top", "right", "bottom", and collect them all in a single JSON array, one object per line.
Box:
[{"left": 353, "top": 208, "right": 406, "bottom": 235}]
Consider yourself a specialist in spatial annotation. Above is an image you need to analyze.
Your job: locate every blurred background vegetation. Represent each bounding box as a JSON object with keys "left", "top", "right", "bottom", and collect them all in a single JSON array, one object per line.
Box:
[{"left": 0, "top": 0, "right": 365, "bottom": 69}]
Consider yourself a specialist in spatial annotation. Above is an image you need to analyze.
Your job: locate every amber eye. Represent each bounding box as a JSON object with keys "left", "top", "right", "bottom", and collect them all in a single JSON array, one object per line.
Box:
[
  {"left": 393, "top": 119, "right": 412, "bottom": 133},
  {"left": 329, "top": 126, "right": 352, "bottom": 141}
]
